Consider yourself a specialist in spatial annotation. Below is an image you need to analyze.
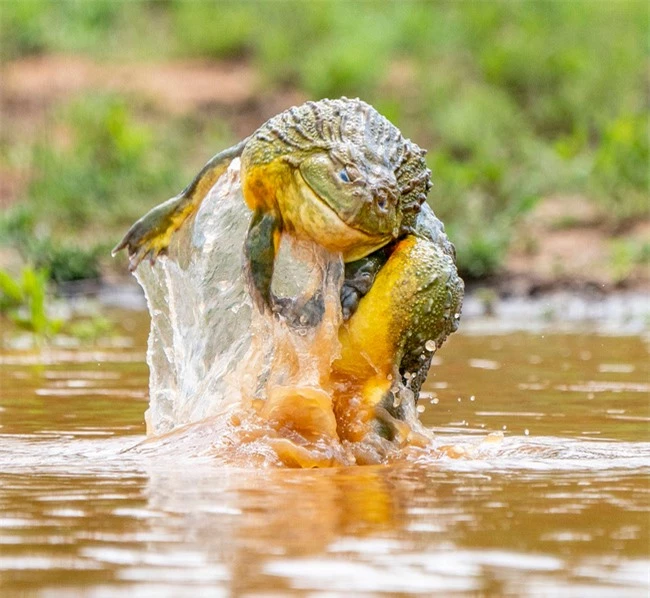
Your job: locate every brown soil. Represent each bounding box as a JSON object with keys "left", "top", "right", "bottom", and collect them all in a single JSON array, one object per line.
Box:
[
  {"left": 1, "top": 53, "right": 307, "bottom": 204},
  {"left": 0, "top": 166, "right": 28, "bottom": 209},
  {"left": 504, "top": 196, "right": 649, "bottom": 293},
  {"left": 3, "top": 54, "right": 258, "bottom": 113}
]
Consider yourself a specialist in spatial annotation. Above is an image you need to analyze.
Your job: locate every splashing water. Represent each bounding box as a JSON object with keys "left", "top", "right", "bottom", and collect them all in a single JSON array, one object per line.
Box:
[
  {"left": 133, "top": 159, "right": 434, "bottom": 467},
  {"left": 135, "top": 162, "right": 252, "bottom": 434}
]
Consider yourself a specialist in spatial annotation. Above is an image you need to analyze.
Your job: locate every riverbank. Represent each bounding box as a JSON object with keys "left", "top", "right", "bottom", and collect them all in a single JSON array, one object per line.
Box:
[
  {"left": 2, "top": 2, "right": 648, "bottom": 289},
  {"left": 91, "top": 277, "right": 648, "bottom": 337},
  {"left": 1, "top": 3, "right": 647, "bottom": 324}
]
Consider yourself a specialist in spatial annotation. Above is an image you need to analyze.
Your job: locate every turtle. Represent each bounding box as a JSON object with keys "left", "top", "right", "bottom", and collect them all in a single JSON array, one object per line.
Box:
[{"left": 114, "top": 97, "right": 464, "bottom": 439}]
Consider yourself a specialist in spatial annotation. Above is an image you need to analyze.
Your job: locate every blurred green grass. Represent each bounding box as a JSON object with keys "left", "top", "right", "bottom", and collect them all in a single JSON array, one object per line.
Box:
[{"left": 1, "top": 0, "right": 647, "bottom": 282}]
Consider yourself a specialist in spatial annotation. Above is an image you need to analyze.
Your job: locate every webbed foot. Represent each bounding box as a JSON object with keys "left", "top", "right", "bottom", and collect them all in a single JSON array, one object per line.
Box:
[{"left": 112, "top": 197, "right": 181, "bottom": 271}]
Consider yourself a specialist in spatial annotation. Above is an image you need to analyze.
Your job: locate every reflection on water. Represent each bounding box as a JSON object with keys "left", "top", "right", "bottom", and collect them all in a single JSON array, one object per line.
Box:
[{"left": 1, "top": 316, "right": 649, "bottom": 596}]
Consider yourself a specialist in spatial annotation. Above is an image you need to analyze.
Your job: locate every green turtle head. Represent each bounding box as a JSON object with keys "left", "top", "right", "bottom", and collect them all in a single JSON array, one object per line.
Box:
[
  {"left": 298, "top": 144, "right": 401, "bottom": 237},
  {"left": 247, "top": 97, "right": 432, "bottom": 240}
]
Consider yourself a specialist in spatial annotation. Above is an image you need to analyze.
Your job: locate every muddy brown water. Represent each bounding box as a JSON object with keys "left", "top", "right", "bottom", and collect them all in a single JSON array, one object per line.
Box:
[{"left": 1, "top": 309, "right": 648, "bottom": 597}]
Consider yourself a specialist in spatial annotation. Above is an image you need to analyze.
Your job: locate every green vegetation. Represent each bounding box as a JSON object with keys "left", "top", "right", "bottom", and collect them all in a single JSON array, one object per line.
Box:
[
  {"left": 0, "top": 0, "right": 647, "bottom": 283},
  {"left": 0, "top": 266, "right": 116, "bottom": 343},
  {"left": 609, "top": 239, "right": 650, "bottom": 284},
  {"left": 28, "top": 96, "right": 172, "bottom": 228},
  {"left": 0, "top": 266, "right": 62, "bottom": 336},
  {"left": 1, "top": 94, "right": 230, "bottom": 280}
]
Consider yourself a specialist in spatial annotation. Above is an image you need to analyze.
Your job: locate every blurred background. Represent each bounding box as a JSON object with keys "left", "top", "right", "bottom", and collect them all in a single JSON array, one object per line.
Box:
[
  {"left": 1, "top": 6, "right": 649, "bottom": 594},
  {"left": 0, "top": 0, "right": 648, "bottom": 332}
]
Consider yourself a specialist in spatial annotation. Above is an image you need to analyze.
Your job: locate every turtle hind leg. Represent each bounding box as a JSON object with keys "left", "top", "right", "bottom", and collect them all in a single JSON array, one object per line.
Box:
[{"left": 113, "top": 138, "right": 249, "bottom": 271}]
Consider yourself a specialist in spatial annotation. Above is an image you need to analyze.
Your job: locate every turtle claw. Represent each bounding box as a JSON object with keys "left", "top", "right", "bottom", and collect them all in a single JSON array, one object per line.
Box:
[
  {"left": 112, "top": 199, "right": 180, "bottom": 271},
  {"left": 340, "top": 284, "right": 360, "bottom": 321},
  {"left": 131, "top": 241, "right": 168, "bottom": 272},
  {"left": 111, "top": 238, "right": 127, "bottom": 257},
  {"left": 112, "top": 228, "right": 171, "bottom": 272},
  {"left": 112, "top": 225, "right": 167, "bottom": 272}
]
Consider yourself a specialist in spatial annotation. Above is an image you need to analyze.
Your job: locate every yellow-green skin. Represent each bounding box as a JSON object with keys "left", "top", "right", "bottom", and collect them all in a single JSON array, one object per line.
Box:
[{"left": 113, "top": 98, "right": 464, "bottom": 438}]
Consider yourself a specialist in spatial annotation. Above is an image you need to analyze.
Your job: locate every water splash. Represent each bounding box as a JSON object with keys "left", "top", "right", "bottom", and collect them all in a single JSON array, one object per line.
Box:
[
  {"left": 133, "top": 160, "right": 431, "bottom": 466},
  {"left": 135, "top": 161, "right": 253, "bottom": 434}
]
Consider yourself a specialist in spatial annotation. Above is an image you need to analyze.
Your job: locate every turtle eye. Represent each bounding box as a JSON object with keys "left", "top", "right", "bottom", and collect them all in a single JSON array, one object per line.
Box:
[{"left": 338, "top": 169, "right": 351, "bottom": 183}]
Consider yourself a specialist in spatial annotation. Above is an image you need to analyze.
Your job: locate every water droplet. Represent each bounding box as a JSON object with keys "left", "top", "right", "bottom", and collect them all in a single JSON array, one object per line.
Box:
[
  {"left": 453, "top": 312, "right": 460, "bottom": 320},
  {"left": 425, "top": 339, "right": 436, "bottom": 352},
  {"left": 457, "top": 397, "right": 462, "bottom": 402},
  {"left": 524, "top": 429, "right": 530, "bottom": 436},
  {"left": 469, "top": 395, "right": 475, "bottom": 402},
  {"left": 404, "top": 371, "right": 413, "bottom": 380},
  {"left": 387, "top": 374, "right": 393, "bottom": 381},
  {"left": 431, "top": 397, "right": 439, "bottom": 404},
  {"left": 502, "top": 425, "right": 507, "bottom": 430},
  {"left": 417, "top": 404, "right": 425, "bottom": 413}
]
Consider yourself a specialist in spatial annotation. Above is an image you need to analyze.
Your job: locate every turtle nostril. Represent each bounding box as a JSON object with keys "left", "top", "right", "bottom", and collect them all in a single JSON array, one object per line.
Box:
[{"left": 375, "top": 187, "right": 393, "bottom": 212}]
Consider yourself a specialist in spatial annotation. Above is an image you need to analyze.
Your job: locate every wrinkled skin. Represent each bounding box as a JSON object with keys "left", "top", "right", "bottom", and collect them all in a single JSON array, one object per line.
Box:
[{"left": 114, "top": 98, "right": 464, "bottom": 440}]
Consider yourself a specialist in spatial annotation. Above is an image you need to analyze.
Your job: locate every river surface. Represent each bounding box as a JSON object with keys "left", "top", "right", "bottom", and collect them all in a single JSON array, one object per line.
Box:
[{"left": 1, "top": 308, "right": 649, "bottom": 597}]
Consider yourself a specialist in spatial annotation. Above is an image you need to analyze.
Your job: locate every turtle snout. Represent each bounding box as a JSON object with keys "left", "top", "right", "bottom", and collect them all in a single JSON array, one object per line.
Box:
[{"left": 373, "top": 184, "right": 398, "bottom": 213}]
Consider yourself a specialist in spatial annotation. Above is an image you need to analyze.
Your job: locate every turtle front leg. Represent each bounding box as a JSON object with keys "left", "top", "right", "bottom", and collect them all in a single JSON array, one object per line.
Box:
[
  {"left": 245, "top": 209, "right": 281, "bottom": 313},
  {"left": 245, "top": 211, "right": 342, "bottom": 328},
  {"left": 113, "top": 139, "right": 248, "bottom": 270},
  {"left": 112, "top": 194, "right": 190, "bottom": 271},
  {"left": 340, "top": 248, "right": 390, "bottom": 321}
]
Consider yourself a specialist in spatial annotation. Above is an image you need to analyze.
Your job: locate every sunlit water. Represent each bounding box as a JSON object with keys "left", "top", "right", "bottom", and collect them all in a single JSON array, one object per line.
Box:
[
  {"left": 1, "top": 317, "right": 649, "bottom": 596},
  {"left": 2, "top": 163, "right": 650, "bottom": 594}
]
